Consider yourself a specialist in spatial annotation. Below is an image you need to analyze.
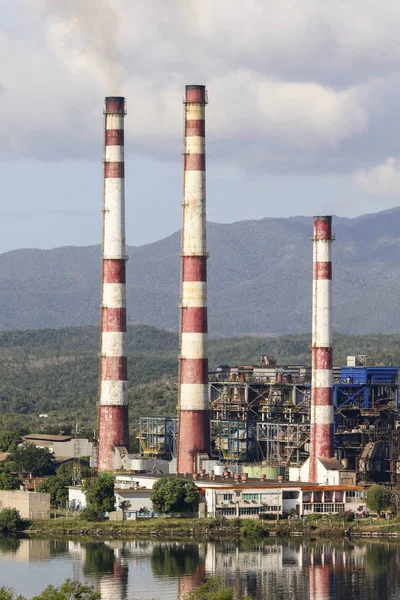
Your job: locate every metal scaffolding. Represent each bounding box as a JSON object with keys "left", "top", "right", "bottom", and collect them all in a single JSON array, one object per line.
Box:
[
  {"left": 139, "top": 363, "right": 400, "bottom": 482},
  {"left": 137, "top": 417, "right": 177, "bottom": 459}
]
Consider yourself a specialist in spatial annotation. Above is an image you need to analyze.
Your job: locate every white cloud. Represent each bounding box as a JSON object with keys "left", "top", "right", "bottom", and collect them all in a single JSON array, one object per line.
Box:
[
  {"left": 354, "top": 157, "right": 400, "bottom": 196},
  {"left": 0, "top": 0, "right": 400, "bottom": 174}
]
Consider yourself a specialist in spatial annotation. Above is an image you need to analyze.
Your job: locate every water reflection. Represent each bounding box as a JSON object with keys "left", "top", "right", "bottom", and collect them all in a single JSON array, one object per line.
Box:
[{"left": 2, "top": 537, "right": 400, "bottom": 599}]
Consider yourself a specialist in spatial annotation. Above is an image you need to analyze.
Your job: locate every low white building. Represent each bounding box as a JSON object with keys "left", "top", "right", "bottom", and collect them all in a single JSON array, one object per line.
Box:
[
  {"left": 68, "top": 472, "right": 366, "bottom": 519},
  {"left": 203, "top": 483, "right": 366, "bottom": 518},
  {"left": 67, "top": 486, "right": 87, "bottom": 510},
  {"left": 114, "top": 488, "right": 153, "bottom": 517},
  {"left": 289, "top": 457, "right": 356, "bottom": 486}
]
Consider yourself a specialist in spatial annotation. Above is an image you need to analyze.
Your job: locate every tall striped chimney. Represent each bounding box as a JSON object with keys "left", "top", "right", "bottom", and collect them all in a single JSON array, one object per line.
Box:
[
  {"left": 177, "top": 85, "right": 210, "bottom": 474},
  {"left": 309, "top": 216, "right": 334, "bottom": 482},
  {"left": 97, "top": 96, "right": 129, "bottom": 472}
]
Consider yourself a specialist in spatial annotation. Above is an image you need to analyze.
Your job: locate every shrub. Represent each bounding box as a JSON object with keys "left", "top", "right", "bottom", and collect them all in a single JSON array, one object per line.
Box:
[
  {"left": 367, "top": 485, "right": 390, "bottom": 514},
  {"left": 240, "top": 519, "right": 268, "bottom": 538},
  {"left": 79, "top": 507, "right": 104, "bottom": 522},
  {"left": 0, "top": 587, "right": 25, "bottom": 600},
  {"left": 0, "top": 508, "right": 23, "bottom": 534},
  {"left": 336, "top": 510, "right": 355, "bottom": 522},
  {"left": 185, "top": 575, "right": 253, "bottom": 600},
  {"left": 32, "top": 579, "right": 100, "bottom": 600}
]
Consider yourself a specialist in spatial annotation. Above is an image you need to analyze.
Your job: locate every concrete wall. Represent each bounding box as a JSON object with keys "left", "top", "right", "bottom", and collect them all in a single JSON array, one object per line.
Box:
[
  {"left": 68, "top": 487, "right": 87, "bottom": 509},
  {"left": 114, "top": 490, "right": 152, "bottom": 513},
  {"left": 0, "top": 490, "right": 50, "bottom": 519}
]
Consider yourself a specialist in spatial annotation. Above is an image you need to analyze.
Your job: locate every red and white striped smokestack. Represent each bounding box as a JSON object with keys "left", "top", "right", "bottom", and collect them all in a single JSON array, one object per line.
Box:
[
  {"left": 98, "top": 96, "right": 129, "bottom": 473},
  {"left": 309, "top": 216, "right": 334, "bottom": 483},
  {"left": 177, "top": 85, "right": 210, "bottom": 474}
]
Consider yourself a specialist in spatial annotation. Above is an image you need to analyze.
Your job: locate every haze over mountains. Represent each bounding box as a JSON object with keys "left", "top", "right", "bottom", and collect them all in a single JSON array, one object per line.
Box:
[{"left": 2, "top": 207, "right": 400, "bottom": 336}]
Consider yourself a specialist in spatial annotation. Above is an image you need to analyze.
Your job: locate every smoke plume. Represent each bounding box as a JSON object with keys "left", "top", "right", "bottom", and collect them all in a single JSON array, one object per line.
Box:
[{"left": 36, "top": 0, "right": 122, "bottom": 92}]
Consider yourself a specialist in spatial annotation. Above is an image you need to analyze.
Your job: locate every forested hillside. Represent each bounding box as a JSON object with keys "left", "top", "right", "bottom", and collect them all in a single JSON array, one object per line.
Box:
[
  {"left": 0, "top": 324, "right": 400, "bottom": 446},
  {"left": 3, "top": 208, "right": 400, "bottom": 335}
]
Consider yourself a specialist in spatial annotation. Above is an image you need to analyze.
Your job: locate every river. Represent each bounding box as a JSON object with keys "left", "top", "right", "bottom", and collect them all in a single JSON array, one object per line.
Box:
[{"left": 1, "top": 536, "right": 400, "bottom": 599}]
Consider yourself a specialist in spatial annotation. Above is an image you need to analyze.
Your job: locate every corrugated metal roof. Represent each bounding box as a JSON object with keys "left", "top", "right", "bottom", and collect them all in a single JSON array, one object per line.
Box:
[{"left": 23, "top": 434, "right": 72, "bottom": 442}]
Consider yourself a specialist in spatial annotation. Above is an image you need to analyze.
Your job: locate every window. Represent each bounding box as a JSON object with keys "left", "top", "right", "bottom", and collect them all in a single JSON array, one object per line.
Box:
[
  {"left": 223, "top": 494, "right": 233, "bottom": 501},
  {"left": 306, "top": 503, "right": 345, "bottom": 514},
  {"left": 346, "top": 490, "right": 365, "bottom": 499},
  {"left": 217, "top": 507, "right": 235, "bottom": 516},
  {"left": 283, "top": 491, "right": 299, "bottom": 500},
  {"left": 239, "top": 507, "right": 260, "bottom": 516},
  {"left": 242, "top": 493, "right": 260, "bottom": 501},
  {"left": 260, "top": 505, "right": 281, "bottom": 512}
]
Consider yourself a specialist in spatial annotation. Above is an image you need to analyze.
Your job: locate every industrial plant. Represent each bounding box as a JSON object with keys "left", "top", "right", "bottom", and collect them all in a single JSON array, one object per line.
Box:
[{"left": 94, "top": 86, "right": 400, "bottom": 509}]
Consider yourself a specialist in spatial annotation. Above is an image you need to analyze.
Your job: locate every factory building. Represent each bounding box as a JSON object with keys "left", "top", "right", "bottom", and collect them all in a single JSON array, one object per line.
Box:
[
  {"left": 138, "top": 356, "right": 399, "bottom": 484},
  {"left": 88, "top": 89, "right": 398, "bottom": 496}
]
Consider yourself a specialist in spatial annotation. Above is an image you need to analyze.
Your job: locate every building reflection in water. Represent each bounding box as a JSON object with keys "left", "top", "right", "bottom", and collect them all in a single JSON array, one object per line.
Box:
[{"left": 4, "top": 537, "right": 400, "bottom": 599}]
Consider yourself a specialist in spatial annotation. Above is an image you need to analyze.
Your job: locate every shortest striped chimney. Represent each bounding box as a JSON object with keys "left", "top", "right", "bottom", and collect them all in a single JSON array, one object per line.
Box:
[
  {"left": 177, "top": 85, "right": 210, "bottom": 474},
  {"left": 309, "top": 216, "right": 334, "bottom": 483},
  {"left": 98, "top": 96, "right": 129, "bottom": 472}
]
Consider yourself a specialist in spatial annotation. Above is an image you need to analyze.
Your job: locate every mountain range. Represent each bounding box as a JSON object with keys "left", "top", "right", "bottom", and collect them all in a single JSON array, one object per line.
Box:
[{"left": 2, "top": 207, "right": 400, "bottom": 336}]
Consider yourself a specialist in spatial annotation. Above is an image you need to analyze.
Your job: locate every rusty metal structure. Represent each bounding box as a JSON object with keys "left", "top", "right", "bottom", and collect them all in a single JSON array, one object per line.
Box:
[
  {"left": 177, "top": 85, "right": 210, "bottom": 474},
  {"left": 140, "top": 359, "right": 399, "bottom": 482},
  {"left": 97, "top": 97, "right": 129, "bottom": 472},
  {"left": 137, "top": 416, "right": 177, "bottom": 459},
  {"left": 209, "top": 364, "right": 311, "bottom": 465}
]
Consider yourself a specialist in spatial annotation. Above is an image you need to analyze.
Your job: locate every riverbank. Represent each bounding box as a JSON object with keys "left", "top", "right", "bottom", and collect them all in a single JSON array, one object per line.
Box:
[{"left": 24, "top": 516, "right": 400, "bottom": 540}]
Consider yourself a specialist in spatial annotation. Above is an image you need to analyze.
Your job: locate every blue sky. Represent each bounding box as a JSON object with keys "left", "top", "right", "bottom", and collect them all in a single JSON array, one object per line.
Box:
[{"left": 1, "top": 0, "right": 400, "bottom": 252}]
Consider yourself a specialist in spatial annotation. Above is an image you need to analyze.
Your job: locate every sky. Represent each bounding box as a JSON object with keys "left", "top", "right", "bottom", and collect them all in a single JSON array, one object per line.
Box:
[{"left": 1, "top": 0, "right": 400, "bottom": 253}]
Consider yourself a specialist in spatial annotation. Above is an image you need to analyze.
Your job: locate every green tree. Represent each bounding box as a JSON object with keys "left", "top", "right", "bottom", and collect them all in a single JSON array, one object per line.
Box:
[
  {"left": 82, "top": 477, "right": 115, "bottom": 517},
  {"left": 0, "top": 508, "right": 23, "bottom": 534},
  {"left": 0, "top": 472, "right": 20, "bottom": 490},
  {"left": 0, "top": 431, "right": 20, "bottom": 452},
  {"left": 37, "top": 461, "right": 91, "bottom": 505},
  {"left": 37, "top": 476, "right": 67, "bottom": 505},
  {"left": 150, "top": 477, "right": 200, "bottom": 514},
  {"left": 7, "top": 443, "right": 54, "bottom": 476},
  {"left": 0, "top": 587, "right": 24, "bottom": 600},
  {"left": 366, "top": 484, "right": 390, "bottom": 514},
  {"left": 32, "top": 580, "right": 100, "bottom": 600},
  {"left": 0, "top": 581, "right": 99, "bottom": 600},
  {"left": 185, "top": 576, "right": 253, "bottom": 600}
]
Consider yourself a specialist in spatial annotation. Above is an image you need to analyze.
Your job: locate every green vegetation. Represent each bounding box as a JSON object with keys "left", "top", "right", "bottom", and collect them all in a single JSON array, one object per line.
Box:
[
  {"left": 240, "top": 519, "right": 269, "bottom": 538},
  {"left": 0, "top": 508, "right": 23, "bottom": 534},
  {"left": 82, "top": 477, "right": 115, "bottom": 519},
  {"left": 0, "top": 580, "right": 100, "bottom": 600},
  {"left": 185, "top": 576, "right": 252, "bottom": 600},
  {"left": 0, "top": 473, "right": 20, "bottom": 490},
  {"left": 367, "top": 485, "right": 390, "bottom": 514},
  {"left": 0, "top": 431, "right": 20, "bottom": 452},
  {"left": 150, "top": 477, "right": 200, "bottom": 514},
  {"left": 1, "top": 324, "right": 400, "bottom": 445},
  {"left": 6, "top": 444, "right": 54, "bottom": 477},
  {"left": 38, "top": 462, "right": 92, "bottom": 505},
  {"left": 24, "top": 513, "right": 400, "bottom": 540}
]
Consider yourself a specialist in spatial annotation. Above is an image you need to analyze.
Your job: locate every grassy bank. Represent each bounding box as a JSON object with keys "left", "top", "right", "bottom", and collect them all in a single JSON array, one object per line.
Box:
[{"left": 25, "top": 516, "right": 400, "bottom": 540}]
